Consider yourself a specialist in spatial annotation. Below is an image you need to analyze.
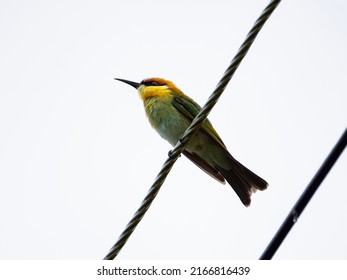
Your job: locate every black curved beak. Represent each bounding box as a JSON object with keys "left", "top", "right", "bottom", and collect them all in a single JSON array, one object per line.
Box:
[{"left": 114, "top": 78, "right": 141, "bottom": 89}]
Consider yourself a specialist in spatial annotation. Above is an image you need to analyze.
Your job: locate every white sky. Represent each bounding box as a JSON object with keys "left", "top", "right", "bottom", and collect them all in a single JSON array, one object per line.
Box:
[{"left": 0, "top": 0, "right": 346, "bottom": 260}]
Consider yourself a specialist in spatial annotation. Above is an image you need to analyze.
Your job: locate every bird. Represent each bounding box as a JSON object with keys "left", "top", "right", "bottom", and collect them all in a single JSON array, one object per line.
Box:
[{"left": 115, "top": 77, "right": 267, "bottom": 206}]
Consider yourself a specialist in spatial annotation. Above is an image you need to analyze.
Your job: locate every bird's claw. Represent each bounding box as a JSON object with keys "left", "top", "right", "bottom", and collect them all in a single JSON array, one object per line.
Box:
[{"left": 168, "top": 150, "right": 181, "bottom": 158}]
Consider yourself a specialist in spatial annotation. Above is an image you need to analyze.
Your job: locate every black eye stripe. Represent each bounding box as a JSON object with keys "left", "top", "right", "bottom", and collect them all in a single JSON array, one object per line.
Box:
[{"left": 141, "top": 80, "right": 164, "bottom": 86}]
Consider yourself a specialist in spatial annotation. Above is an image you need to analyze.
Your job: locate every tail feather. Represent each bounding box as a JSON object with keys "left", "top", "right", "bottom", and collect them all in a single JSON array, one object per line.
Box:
[{"left": 217, "top": 157, "right": 268, "bottom": 207}]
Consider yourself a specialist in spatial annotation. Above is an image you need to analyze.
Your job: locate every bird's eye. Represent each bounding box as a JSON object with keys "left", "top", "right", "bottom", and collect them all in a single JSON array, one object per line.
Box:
[{"left": 141, "top": 79, "right": 163, "bottom": 86}]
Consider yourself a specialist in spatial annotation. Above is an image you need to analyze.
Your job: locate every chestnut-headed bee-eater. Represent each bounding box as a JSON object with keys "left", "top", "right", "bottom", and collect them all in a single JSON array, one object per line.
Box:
[{"left": 115, "top": 77, "right": 267, "bottom": 206}]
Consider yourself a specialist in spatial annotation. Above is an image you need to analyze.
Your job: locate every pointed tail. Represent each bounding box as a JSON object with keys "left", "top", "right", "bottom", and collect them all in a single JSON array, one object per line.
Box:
[{"left": 217, "top": 156, "right": 268, "bottom": 207}]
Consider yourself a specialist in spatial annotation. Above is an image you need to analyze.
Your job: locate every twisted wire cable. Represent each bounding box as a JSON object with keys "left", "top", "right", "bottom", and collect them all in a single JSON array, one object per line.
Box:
[{"left": 104, "top": 0, "right": 281, "bottom": 260}]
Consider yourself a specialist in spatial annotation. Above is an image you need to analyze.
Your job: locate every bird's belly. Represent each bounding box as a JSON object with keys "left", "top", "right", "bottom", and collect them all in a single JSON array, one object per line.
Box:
[{"left": 156, "top": 117, "right": 212, "bottom": 161}]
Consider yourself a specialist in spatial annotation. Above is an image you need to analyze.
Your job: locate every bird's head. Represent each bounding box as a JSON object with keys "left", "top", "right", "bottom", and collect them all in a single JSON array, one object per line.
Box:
[{"left": 115, "top": 77, "right": 183, "bottom": 100}]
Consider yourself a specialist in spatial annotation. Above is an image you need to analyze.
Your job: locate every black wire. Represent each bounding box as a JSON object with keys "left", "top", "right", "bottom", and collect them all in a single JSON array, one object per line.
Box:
[
  {"left": 260, "top": 127, "right": 347, "bottom": 260},
  {"left": 103, "top": 0, "right": 282, "bottom": 260}
]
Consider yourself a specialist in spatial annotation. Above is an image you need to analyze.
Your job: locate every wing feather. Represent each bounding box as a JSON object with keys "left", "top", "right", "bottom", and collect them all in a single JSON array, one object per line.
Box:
[
  {"left": 183, "top": 151, "right": 225, "bottom": 184},
  {"left": 172, "top": 96, "right": 228, "bottom": 184},
  {"left": 172, "top": 96, "right": 227, "bottom": 149}
]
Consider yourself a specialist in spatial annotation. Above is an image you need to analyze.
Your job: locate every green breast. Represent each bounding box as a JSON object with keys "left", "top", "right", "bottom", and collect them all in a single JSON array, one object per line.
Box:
[{"left": 143, "top": 96, "right": 191, "bottom": 146}]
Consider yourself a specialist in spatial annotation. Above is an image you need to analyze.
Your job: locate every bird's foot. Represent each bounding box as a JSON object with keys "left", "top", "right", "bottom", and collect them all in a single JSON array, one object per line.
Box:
[{"left": 168, "top": 150, "right": 181, "bottom": 158}]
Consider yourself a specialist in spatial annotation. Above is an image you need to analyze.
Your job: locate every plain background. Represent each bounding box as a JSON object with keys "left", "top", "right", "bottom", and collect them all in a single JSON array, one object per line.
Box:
[{"left": 0, "top": 0, "right": 346, "bottom": 259}]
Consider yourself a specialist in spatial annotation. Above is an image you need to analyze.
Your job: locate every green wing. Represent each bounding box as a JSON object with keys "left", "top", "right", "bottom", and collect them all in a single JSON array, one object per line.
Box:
[
  {"left": 172, "top": 96, "right": 227, "bottom": 184},
  {"left": 172, "top": 96, "right": 227, "bottom": 149},
  {"left": 173, "top": 96, "right": 268, "bottom": 206}
]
